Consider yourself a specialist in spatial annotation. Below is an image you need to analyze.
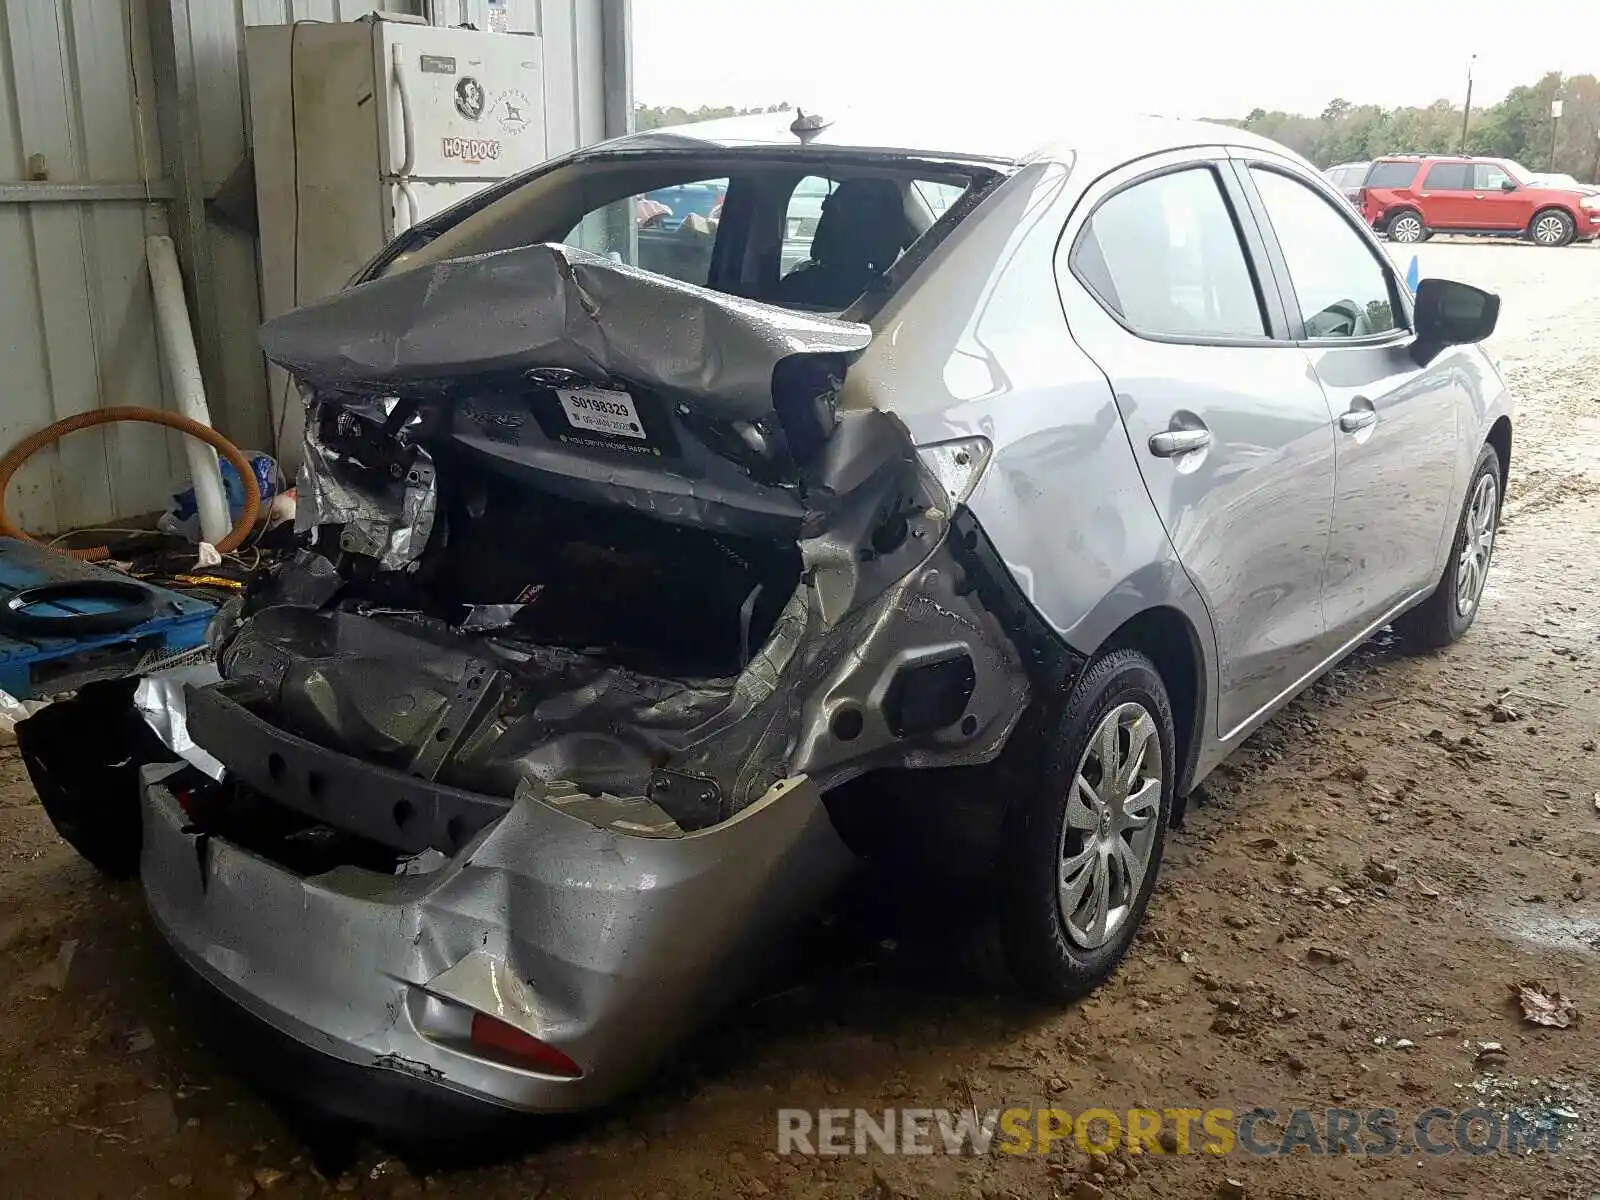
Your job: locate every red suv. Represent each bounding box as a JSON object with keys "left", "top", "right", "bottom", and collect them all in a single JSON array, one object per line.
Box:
[{"left": 1361, "top": 155, "right": 1600, "bottom": 247}]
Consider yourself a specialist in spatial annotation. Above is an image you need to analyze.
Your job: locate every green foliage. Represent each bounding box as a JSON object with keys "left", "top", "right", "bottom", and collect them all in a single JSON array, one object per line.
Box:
[
  {"left": 1227, "top": 72, "right": 1600, "bottom": 180},
  {"left": 636, "top": 72, "right": 1600, "bottom": 182}
]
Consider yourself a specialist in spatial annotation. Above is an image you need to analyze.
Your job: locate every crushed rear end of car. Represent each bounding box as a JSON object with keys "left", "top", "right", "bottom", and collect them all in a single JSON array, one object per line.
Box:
[{"left": 114, "top": 244, "right": 1040, "bottom": 1117}]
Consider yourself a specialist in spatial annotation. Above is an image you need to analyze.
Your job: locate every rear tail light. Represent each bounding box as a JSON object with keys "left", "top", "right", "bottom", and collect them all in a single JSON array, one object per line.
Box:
[
  {"left": 469, "top": 1013, "right": 583, "bottom": 1078},
  {"left": 1358, "top": 187, "right": 1370, "bottom": 212}
]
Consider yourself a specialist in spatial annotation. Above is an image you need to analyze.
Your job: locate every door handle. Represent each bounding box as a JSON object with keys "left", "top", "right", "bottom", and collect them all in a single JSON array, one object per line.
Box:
[
  {"left": 1148, "top": 429, "right": 1212, "bottom": 457},
  {"left": 1338, "top": 409, "right": 1377, "bottom": 433}
]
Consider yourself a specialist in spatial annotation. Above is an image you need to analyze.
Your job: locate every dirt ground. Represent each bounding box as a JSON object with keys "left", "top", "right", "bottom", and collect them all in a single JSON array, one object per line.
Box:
[{"left": 3, "top": 239, "right": 1599, "bottom": 1200}]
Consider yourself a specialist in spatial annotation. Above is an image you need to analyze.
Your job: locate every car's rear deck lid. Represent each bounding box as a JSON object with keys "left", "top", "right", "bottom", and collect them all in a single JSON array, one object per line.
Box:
[{"left": 258, "top": 242, "right": 872, "bottom": 422}]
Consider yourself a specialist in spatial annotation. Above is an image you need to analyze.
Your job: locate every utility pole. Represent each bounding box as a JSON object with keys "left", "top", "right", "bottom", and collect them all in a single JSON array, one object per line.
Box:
[
  {"left": 1592, "top": 127, "right": 1600, "bottom": 185},
  {"left": 1550, "top": 99, "right": 1563, "bottom": 171},
  {"left": 1459, "top": 54, "right": 1476, "bottom": 155}
]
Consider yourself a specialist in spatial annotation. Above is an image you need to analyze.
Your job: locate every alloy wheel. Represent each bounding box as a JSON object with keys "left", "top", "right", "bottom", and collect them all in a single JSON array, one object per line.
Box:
[
  {"left": 1455, "top": 472, "right": 1499, "bottom": 616},
  {"left": 1057, "top": 701, "right": 1162, "bottom": 949},
  {"left": 1533, "top": 214, "right": 1567, "bottom": 245},
  {"left": 1391, "top": 214, "right": 1423, "bottom": 243}
]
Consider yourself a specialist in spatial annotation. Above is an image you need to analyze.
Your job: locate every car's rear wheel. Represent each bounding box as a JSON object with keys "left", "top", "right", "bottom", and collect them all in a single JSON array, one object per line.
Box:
[
  {"left": 1529, "top": 208, "right": 1574, "bottom": 246},
  {"left": 1396, "top": 444, "right": 1502, "bottom": 651},
  {"left": 997, "top": 650, "right": 1174, "bottom": 1000},
  {"left": 1387, "top": 209, "right": 1425, "bottom": 243}
]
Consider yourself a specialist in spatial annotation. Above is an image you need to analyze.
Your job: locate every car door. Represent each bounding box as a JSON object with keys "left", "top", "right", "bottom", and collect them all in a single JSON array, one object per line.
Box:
[
  {"left": 1239, "top": 160, "right": 1465, "bottom": 649},
  {"left": 1417, "top": 161, "right": 1473, "bottom": 228},
  {"left": 1055, "top": 151, "right": 1338, "bottom": 737},
  {"left": 1472, "top": 163, "right": 1530, "bottom": 230}
]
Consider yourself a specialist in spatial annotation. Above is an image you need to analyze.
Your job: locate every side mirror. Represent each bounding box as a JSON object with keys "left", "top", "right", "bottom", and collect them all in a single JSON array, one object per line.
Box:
[
  {"left": 1411, "top": 277, "right": 1500, "bottom": 366},
  {"left": 1499, "top": 179, "right": 1517, "bottom": 192}
]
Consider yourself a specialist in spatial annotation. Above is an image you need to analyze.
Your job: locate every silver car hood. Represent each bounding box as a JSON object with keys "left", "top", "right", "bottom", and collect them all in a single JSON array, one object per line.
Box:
[{"left": 258, "top": 242, "right": 871, "bottom": 421}]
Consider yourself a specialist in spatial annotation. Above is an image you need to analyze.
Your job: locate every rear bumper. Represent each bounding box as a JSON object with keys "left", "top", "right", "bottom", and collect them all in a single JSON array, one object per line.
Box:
[{"left": 139, "top": 761, "right": 852, "bottom": 1116}]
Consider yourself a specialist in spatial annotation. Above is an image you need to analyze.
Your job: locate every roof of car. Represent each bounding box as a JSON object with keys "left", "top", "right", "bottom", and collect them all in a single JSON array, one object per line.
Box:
[
  {"left": 595, "top": 108, "right": 1302, "bottom": 168},
  {"left": 1374, "top": 154, "right": 1501, "bottom": 163}
]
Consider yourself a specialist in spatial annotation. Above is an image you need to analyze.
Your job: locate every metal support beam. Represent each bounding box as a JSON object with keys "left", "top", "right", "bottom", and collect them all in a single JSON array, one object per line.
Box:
[
  {"left": 599, "top": 0, "right": 633, "bottom": 139},
  {"left": 0, "top": 180, "right": 177, "bottom": 204},
  {"left": 145, "top": 0, "right": 232, "bottom": 438}
]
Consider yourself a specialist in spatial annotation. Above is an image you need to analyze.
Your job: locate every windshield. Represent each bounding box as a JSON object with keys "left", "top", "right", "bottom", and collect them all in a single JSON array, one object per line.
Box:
[
  {"left": 1500, "top": 160, "right": 1534, "bottom": 185},
  {"left": 381, "top": 152, "right": 995, "bottom": 313}
]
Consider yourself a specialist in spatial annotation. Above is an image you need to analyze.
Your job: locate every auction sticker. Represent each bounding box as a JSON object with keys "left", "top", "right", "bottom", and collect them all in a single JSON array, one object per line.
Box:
[{"left": 557, "top": 386, "right": 646, "bottom": 440}]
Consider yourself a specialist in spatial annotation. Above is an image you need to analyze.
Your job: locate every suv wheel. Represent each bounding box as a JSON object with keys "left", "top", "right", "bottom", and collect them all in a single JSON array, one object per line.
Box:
[
  {"left": 1529, "top": 209, "right": 1574, "bottom": 247},
  {"left": 997, "top": 649, "right": 1174, "bottom": 1001},
  {"left": 1387, "top": 210, "right": 1425, "bottom": 243},
  {"left": 1396, "top": 444, "right": 1501, "bottom": 651}
]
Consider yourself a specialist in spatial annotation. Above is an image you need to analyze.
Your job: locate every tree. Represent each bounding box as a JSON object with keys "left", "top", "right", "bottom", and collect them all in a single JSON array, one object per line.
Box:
[{"left": 637, "top": 73, "right": 1600, "bottom": 183}]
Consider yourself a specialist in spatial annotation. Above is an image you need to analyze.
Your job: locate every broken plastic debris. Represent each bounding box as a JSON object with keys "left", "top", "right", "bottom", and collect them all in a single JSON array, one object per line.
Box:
[
  {"left": 135, "top": 664, "right": 225, "bottom": 780},
  {"left": 1512, "top": 981, "right": 1580, "bottom": 1028},
  {"left": 457, "top": 603, "right": 526, "bottom": 633}
]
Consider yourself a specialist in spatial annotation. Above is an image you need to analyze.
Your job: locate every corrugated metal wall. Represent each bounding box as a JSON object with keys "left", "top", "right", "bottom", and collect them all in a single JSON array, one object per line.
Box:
[
  {"left": 0, "top": 0, "right": 613, "bottom": 535},
  {"left": 0, "top": 0, "right": 180, "bottom": 535}
]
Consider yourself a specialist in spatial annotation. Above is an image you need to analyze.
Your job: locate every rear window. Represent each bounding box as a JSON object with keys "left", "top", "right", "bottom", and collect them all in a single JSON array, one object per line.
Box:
[
  {"left": 1365, "top": 161, "right": 1419, "bottom": 188},
  {"left": 1421, "top": 163, "right": 1471, "bottom": 189},
  {"left": 381, "top": 155, "right": 989, "bottom": 313}
]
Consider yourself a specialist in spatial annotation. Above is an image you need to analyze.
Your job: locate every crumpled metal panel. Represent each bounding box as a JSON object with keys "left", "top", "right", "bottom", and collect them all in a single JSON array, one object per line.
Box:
[
  {"left": 258, "top": 242, "right": 871, "bottom": 420},
  {"left": 134, "top": 663, "right": 226, "bottom": 780},
  {"left": 297, "top": 405, "right": 437, "bottom": 571},
  {"left": 139, "top": 764, "right": 852, "bottom": 1112}
]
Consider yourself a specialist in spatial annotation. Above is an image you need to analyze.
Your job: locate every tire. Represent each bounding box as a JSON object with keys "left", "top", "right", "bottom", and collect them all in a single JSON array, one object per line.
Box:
[
  {"left": 14, "top": 681, "right": 157, "bottom": 878},
  {"left": 1386, "top": 209, "right": 1425, "bottom": 243},
  {"left": 1396, "top": 444, "right": 1502, "bottom": 652},
  {"left": 1529, "top": 208, "right": 1574, "bottom": 247},
  {"left": 996, "top": 649, "right": 1175, "bottom": 1001}
]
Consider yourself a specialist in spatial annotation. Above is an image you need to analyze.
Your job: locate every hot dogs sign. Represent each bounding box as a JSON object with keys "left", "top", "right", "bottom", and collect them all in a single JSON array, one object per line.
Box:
[{"left": 429, "top": 55, "right": 536, "bottom": 166}]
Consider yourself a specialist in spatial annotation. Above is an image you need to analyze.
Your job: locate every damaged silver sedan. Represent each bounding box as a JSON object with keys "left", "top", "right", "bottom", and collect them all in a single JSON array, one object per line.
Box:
[{"left": 25, "top": 110, "right": 1512, "bottom": 1124}]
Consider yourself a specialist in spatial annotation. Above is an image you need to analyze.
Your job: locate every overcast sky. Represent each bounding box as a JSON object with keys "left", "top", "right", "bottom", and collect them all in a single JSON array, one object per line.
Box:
[{"left": 633, "top": 0, "right": 1591, "bottom": 120}]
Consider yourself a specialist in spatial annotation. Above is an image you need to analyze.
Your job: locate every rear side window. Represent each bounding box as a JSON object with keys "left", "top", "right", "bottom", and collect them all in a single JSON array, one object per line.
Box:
[
  {"left": 1072, "top": 167, "right": 1266, "bottom": 339},
  {"left": 1421, "top": 163, "right": 1471, "bottom": 190},
  {"left": 1365, "top": 161, "right": 1419, "bottom": 188}
]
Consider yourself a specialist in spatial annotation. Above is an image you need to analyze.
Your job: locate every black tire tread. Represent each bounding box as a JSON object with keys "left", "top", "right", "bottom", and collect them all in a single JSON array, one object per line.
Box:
[
  {"left": 1528, "top": 207, "right": 1575, "bottom": 247},
  {"left": 1396, "top": 444, "right": 1501, "bottom": 652},
  {"left": 1386, "top": 208, "right": 1424, "bottom": 242},
  {"left": 995, "top": 649, "right": 1174, "bottom": 1001}
]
